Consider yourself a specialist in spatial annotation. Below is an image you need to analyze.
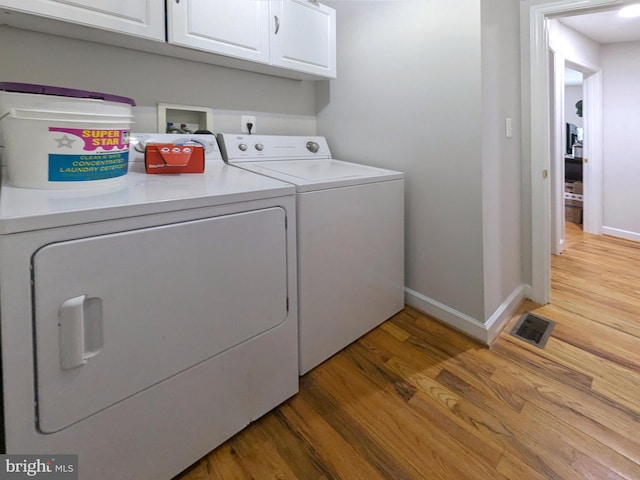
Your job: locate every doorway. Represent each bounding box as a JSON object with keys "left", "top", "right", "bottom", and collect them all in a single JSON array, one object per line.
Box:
[
  {"left": 562, "top": 66, "right": 584, "bottom": 240},
  {"left": 548, "top": 57, "right": 586, "bottom": 256},
  {"left": 551, "top": 59, "right": 598, "bottom": 255},
  {"left": 522, "top": 0, "right": 626, "bottom": 305}
]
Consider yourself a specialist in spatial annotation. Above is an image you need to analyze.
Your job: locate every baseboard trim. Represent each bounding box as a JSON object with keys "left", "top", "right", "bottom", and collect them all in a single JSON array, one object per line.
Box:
[
  {"left": 404, "top": 284, "right": 527, "bottom": 345},
  {"left": 484, "top": 284, "right": 527, "bottom": 344},
  {"left": 602, "top": 226, "right": 640, "bottom": 243}
]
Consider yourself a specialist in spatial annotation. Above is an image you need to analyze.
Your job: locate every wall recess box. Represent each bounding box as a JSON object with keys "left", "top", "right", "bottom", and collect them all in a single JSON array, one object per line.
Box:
[{"left": 157, "top": 103, "right": 214, "bottom": 134}]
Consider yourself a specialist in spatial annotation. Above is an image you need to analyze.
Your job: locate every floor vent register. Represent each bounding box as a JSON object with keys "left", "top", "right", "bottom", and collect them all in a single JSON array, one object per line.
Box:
[{"left": 509, "top": 312, "right": 555, "bottom": 349}]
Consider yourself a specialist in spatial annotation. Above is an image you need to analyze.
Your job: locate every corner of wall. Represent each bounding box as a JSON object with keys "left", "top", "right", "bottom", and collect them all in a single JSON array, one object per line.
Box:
[
  {"left": 485, "top": 283, "right": 528, "bottom": 344},
  {"left": 405, "top": 283, "right": 527, "bottom": 345}
]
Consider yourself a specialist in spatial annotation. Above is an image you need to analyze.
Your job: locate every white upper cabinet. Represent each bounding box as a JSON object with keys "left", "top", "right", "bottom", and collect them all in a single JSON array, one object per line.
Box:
[
  {"left": 0, "top": 0, "right": 336, "bottom": 79},
  {"left": 271, "top": 0, "right": 336, "bottom": 78},
  {"left": 167, "top": 0, "right": 271, "bottom": 64},
  {"left": 0, "top": 0, "right": 165, "bottom": 41},
  {"left": 167, "top": 0, "right": 336, "bottom": 78}
]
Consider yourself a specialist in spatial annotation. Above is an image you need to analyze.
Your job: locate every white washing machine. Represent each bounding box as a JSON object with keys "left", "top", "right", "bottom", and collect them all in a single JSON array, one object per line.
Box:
[
  {"left": 0, "top": 135, "right": 299, "bottom": 479},
  {"left": 218, "top": 134, "right": 404, "bottom": 375}
]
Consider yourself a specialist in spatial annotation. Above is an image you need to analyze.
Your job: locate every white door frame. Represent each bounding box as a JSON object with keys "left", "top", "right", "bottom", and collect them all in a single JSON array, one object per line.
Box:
[
  {"left": 583, "top": 69, "right": 604, "bottom": 234},
  {"left": 521, "top": 0, "right": 624, "bottom": 304},
  {"left": 550, "top": 48, "right": 566, "bottom": 256}
]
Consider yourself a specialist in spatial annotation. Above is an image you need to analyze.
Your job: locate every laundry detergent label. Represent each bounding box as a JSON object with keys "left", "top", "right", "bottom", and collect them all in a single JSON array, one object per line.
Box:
[{"left": 47, "top": 127, "right": 130, "bottom": 182}]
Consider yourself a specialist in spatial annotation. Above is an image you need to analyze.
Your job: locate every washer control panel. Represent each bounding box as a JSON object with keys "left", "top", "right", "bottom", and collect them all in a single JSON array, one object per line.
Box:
[{"left": 218, "top": 134, "right": 331, "bottom": 163}]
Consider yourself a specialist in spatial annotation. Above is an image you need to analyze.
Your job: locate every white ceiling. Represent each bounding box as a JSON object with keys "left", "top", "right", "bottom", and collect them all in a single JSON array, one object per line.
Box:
[{"left": 559, "top": 6, "right": 640, "bottom": 44}]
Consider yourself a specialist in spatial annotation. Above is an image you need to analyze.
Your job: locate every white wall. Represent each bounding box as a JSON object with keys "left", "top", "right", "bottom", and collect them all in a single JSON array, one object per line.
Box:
[
  {"left": 317, "top": 0, "right": 486, "bottom": 323},
  {"left": 547, "top": 20, "right": 598, "bottom": 144},
  {"left": 317, "top": 0, "right": 523, "bottom": 338},
  {"left": 601, "top": 42, "right": 640, "bottom": 241},
  {"left": 481, "top": 0, "right": 523, "bottom": 323},
  {"left": 548, "top": 20, "right": 601, "bottom": 68},
  {"left": 0, "top": 26, "right": 317, "bottom": 135}
]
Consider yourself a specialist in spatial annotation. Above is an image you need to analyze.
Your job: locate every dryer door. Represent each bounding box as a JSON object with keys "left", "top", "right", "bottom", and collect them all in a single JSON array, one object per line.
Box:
[{"left": 33, "top": 208, "right": 288, "bottom": 433}]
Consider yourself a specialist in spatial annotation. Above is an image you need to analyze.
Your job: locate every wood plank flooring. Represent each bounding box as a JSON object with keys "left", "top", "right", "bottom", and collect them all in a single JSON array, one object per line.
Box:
[{"left": 175, "top": 223, "right": 640, "bottom": 480}]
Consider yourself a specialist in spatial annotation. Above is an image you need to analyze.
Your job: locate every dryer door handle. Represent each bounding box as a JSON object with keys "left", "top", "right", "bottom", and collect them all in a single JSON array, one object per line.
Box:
[{"left": 59, "top": 295, "right": 103, "bottom": 370}]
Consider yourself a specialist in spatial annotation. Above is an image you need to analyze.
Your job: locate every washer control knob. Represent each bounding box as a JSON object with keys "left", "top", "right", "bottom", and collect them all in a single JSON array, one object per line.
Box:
[
  {"left": 238, "top": 143, "right": 248, "bottom": 152},
  {"left": 255, "top": 143, "right": 264, "bottom": 151},
  {"left": 306, "top": 141, "right": 320, "bottom": 153}
]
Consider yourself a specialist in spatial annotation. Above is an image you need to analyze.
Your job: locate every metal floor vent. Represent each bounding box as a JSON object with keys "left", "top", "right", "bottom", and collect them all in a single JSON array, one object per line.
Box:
[{"left": 510, "top": 312, "right": 555, "bottom": 348}]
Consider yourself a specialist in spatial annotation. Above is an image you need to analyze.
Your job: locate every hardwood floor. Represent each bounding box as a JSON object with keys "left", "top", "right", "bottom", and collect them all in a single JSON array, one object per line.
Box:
[{"left": 176, "top": 224, "right": 640, "bottom": 480}]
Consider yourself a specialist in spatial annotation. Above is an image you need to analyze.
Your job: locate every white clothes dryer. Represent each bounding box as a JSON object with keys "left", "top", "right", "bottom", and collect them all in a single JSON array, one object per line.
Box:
[
  {"left": 0, "top": 135, "right": 298, "bottom": 479},
  {"left": 218, "top": 134, "right": 405, "bottom": 375}
]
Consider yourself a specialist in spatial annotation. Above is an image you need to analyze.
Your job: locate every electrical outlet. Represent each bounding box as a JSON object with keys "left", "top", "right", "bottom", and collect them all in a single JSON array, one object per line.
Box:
[{"left": 241, "top": 115, "right": 256, "bottom": 134}]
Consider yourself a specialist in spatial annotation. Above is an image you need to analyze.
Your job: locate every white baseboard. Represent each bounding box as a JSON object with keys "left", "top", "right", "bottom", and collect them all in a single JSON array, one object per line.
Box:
[
  {"left": 484, "top": 284, "right": 527, "bottom": 344},
  {"left": 602, "top": 226, "right": 640, "bottom": 243},
  {"left": 404, "top": 284, "right": 527, "bottom": 345}
]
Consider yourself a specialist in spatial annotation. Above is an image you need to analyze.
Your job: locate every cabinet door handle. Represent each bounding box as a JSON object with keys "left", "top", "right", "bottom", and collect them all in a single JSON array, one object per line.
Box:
[
  {"left": 274, "top": 15, "right": 280, "bottom": 35},
  {"left": 175, "top": 0, "right": 180, "bottom": 3}
]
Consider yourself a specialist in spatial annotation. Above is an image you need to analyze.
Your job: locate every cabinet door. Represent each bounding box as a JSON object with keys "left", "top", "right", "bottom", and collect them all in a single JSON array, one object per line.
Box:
[
  {"left": 33, "top": 208, "right": 288, "bottom": 433},
  {"left": 0, "top": 0, "right": 165, "bottom": 40},
  {"left": 270, "top": 0, "right": 336, "bottom": 78},
  {"left": 168, "top": 0, "right": 270, "bottom": 64}
]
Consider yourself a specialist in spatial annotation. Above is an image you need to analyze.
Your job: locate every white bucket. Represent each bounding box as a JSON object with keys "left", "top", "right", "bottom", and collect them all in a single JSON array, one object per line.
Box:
[{"left": 0, "top": 84, "right": 135, "bottom": 189}]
